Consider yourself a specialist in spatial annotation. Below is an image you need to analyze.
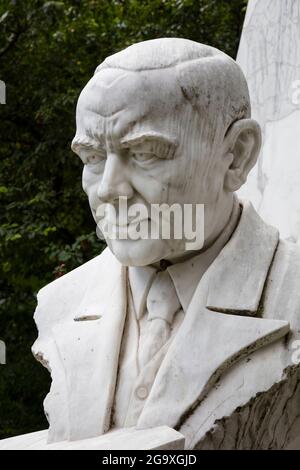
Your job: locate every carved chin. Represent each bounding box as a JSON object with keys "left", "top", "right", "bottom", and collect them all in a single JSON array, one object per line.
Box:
[{"left": 106, "top": 238, "right": 172, "bottom": 266}]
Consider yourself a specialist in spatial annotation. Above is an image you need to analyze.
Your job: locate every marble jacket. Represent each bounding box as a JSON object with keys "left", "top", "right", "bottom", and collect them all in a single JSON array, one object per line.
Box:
[{"left": 32, "top": 200, "right": 300, "bottom": 449}]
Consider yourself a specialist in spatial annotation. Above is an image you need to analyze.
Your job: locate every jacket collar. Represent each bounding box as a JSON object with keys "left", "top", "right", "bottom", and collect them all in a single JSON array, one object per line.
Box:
[{"left": 206, "top": 199, "right": 279, "bottom": 314}]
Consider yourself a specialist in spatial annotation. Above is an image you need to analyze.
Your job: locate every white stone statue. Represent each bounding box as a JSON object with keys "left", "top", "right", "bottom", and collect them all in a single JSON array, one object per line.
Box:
[
  {"left": 237, "top": 0, "right": 300, "bottom": 242},
  {"left": 32, "top": 38, "right": 300, "bottom": 450}
]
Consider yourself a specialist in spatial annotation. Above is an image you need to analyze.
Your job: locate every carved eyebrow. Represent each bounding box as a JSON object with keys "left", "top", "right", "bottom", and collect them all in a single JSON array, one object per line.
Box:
[
  {"left": 71, "top": 133, "right": 178, "bottom": 160},
  {"left": 71, "top": 138, "right": 105, "bottom": 155},
  {"left": 119, "top": 132, "right": 178, "bottom": 149}
]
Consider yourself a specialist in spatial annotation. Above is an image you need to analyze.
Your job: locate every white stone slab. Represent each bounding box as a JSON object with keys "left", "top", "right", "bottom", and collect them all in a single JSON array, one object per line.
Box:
[
  {"left": 0, "top": 426, "right": 185, "bottom": 450},
  {"left": 237, "top": 0, "right": 300, "bottom": 242}
]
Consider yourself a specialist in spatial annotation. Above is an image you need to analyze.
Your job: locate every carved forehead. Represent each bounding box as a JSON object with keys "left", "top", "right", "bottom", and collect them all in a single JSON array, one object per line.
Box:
[
  {"left": 77, "top": 66, "right": 184, "bottom": 118},
  {"left": 91, "top": 38, "right": 250, "bottom": 132},
  {"left": 76, "top": 38, "right": 250, "bottom": 142}
]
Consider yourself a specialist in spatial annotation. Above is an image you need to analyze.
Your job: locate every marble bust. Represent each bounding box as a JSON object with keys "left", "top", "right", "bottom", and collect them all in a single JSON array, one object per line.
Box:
[{"left": 32, "top": 38, "right": 300, "bottom": 449}]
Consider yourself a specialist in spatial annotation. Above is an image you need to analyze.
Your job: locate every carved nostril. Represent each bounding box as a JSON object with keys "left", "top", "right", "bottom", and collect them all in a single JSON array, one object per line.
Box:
[
  {"left": 97, "top": 185, "right": 118, "bottom": 202},
  {"left": 118, "top": 182, "right": 134, "bottom": 199},
  {"left": 97, "top": 182, "right": 133, "bottom": 202}
]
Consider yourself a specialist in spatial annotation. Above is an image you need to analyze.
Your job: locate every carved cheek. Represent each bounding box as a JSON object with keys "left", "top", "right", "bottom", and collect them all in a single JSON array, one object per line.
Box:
[
  {"left": 82, "top": 170, "right": 100, "bottom": 210},
  {"left": 83, "top": 166, "right": 100, "bottom": 190}
]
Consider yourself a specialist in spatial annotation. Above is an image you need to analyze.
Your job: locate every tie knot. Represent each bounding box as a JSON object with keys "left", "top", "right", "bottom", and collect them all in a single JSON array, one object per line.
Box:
[{"left": 146, "top": 270, "right": 181, "bottom": 324}]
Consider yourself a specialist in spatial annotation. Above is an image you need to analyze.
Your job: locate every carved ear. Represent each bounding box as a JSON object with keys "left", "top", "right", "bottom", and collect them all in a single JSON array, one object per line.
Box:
[{"left": 223, "top": 119, "right": 261, "bottom": 192}]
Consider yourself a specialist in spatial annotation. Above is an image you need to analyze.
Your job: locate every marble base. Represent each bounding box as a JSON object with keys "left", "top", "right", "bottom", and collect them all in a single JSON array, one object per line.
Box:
[{"left": 0, "top": 426, "right": 185, "bottom": 450}]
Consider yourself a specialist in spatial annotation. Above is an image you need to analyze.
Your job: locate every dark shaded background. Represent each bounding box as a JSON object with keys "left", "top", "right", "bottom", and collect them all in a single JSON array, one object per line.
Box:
[{"left": 0, "top": 0, "right": 247, "bottom": 438}]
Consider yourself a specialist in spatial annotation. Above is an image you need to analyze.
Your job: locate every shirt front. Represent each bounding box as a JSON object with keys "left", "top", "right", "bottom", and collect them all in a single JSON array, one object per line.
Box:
[{"left": 112, "top": 198, "right": 241, "bottom": 428}]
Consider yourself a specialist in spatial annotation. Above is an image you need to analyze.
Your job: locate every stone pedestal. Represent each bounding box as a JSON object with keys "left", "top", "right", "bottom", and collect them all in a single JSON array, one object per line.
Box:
[{"left": 0, "top": 426, "right": 185, "bottom": 450}]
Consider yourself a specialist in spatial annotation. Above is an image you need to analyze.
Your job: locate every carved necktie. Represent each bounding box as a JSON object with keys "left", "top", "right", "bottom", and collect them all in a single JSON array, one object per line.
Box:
[{"left": 139, "top": 270, "right": 181, "bottom": 370}]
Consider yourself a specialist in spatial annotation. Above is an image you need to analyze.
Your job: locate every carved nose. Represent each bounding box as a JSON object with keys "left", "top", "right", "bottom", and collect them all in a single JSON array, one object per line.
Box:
[{"left": 97, "top": 153, "right": 133, "bottom": 202}]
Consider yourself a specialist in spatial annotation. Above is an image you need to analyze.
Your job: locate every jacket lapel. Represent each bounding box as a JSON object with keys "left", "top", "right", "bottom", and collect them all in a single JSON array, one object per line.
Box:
[
  {"left": 206, "top": 199, "right": 280, "bottom": 314},
  {"left": 52, "top": 248, "right": 127, "bottom": 441},
  {"left": 137, "top": 201, "right": 290, "bottom": 430}
]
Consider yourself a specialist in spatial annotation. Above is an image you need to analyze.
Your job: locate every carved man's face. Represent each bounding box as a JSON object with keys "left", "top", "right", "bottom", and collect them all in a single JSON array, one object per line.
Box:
[{"left": 72, "top": 67, "right": 232, "bottom": 266}]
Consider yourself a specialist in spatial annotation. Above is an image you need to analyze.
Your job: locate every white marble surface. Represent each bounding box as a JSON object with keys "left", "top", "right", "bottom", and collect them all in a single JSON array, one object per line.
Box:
[
  {"left": 237, "top": 0, "right": 300, "bottom": 242},
  {"left": 32, "top": 201, "right": 300, "bottom": 449},
  {"left": 0, "top": 426, "right": 184, "bottom": 450},
  {"left": 31, "top": 38, "right": 300, "bottom": 449}
]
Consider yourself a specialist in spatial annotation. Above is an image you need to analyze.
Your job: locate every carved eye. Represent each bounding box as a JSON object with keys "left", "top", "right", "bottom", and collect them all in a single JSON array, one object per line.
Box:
[
  {"left": 131, "top": 152, "right": 158, "bottom": 164},
  {"left": 86, "top": 154, "right": 104, "bottom": 165}
]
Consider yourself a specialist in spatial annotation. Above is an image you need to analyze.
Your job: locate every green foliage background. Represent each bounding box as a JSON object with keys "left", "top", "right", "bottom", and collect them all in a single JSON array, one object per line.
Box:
[{"left": 0, "top": 0, "right": 247, "bottom": 438}]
